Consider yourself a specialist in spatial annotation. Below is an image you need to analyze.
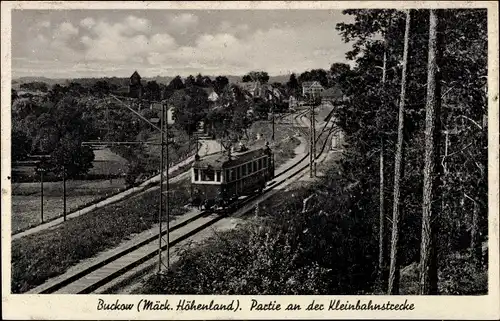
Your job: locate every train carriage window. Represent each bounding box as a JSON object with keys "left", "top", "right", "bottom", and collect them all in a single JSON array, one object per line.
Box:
[
  {"left": 194, "top": 169, "right": 199, "bottom": 181},
  {"left": 247, "top": 163, "right": 252, "bottom": 174},
  {"left": 225, "top": 169, "right": 230, "bottom": 182},
  {"left": 216, "top": 171, "right": 221, "bottom": 182},
  {"left": 242, "top": 164, "right": 247, "bottom": 176},
  {"left": 236, "top": 167, "right": 240, "bottom": 180},
  {"left": 253, "top": 161, "right": 257, "bottom": 172},
  {"left": 202, "top": 169, "right": 215, "bottom": 181},
  {"left": 263, "top": 157, "right": 267, "bottom": 168},
  {"left": 258, "top": 158, "right": 262, "bottom": 170},
  {"left": 230, "top": 169, "right": 236, "bottom": 181}
]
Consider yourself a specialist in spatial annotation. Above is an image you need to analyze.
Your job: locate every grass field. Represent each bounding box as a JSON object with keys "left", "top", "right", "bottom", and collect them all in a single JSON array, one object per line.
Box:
[
  {"left": 248, "top": 120, "right": 302, "bottom": 166},
  {"left": 11, "top": 178, "right": 191, "bottom": 294},
  {"left": 11, "top": 178, "right": 126, "bottom": 234}
]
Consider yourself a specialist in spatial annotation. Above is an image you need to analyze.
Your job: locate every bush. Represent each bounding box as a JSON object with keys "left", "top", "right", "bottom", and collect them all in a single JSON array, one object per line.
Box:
[
  {"left": 438, "top": 251, "right": 488, "bottom": 295},
  {"left": 139, "top": 222, "right": 332, "bottom": 295}
]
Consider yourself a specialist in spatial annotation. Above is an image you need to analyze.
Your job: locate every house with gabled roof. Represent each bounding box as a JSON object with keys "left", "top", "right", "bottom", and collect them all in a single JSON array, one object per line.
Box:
[
  {"left": 238, "top": 81, "right": 261, "bottom": 98},
  {"left": 302, "top": 81, "right": 324, "bottom": 97}
]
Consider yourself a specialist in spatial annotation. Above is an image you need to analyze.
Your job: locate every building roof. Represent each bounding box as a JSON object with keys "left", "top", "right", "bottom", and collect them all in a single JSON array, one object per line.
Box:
[
  {"left": 193, "top": 146, "right": 271, "bottom": 170},
  {"left": 302, "top": 81, "right": 323, "bottom": 89},
  {"left": 130, "top": 71, "right": 141, "bottom": 79},
  {"left": 239, "top": 81, "right": 260, "bottom": 91}
]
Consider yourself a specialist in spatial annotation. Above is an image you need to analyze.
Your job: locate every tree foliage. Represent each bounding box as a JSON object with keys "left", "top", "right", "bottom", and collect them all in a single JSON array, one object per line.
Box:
[
  {"left": 298, "top": 69, "right": 329, "bottom": 87},
  {"left": 242, "top": 71, "right": 270, "bottom": 83},
  {"left": 168, "top": 75, "right": 185, "bottom": 90},
  {"left": 213, "top": 76, "right": 229, "bottom": 95},
  {"left": 286, "top": 73, "right": 300, "bottom": 97},
  {"left": 334, "top": 8, "right": 488, "bottom": 294},
  {"left": 169, "top": 86, "right": 209, "bottom": 134}
]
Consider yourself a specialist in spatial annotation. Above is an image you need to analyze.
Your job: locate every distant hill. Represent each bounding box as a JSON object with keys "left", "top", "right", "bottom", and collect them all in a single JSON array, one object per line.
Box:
[{"left": 12, "top": 73, "right": 292, "bottom": 88}]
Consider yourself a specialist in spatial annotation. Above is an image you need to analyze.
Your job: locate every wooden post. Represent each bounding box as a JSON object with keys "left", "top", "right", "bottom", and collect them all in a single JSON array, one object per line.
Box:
[
  {"left": 40, "top": 169, "right": 44, "bottom": 223},
  {"left": 166, "top": 107, "right": 170, "bottom": 269},
  {"left": 63, "top": 165, "right": 67, "bottom": 221},
  {"left": 271, "top": 97, "right": 275, "bottom": 142},
  {"left": 310, "top": 101, "right": 314, "bottom": 178},
  {"left": 312, "top": 96, "right": 317, "bottom": 176},
  {"left": 158, "top": 103, "right": 164, "bottom": 273}
]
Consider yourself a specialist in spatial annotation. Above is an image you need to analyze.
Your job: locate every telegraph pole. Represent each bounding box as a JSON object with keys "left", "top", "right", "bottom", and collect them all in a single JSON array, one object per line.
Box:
[
  {"left": 103, "top": 95, "right": 171, "bottom": 273},
  {"left": 165, "top": 104, "right": 170, "bottom": 269},
  {"left": 158, "top": 102, "right": 164, "bottom": 273},
  {"left": 63, "top": 165, "right": 67, "bottom": 221},
  {"left": 309, "top": 97, "right": 314, "bottom": 178},
  {"left": 312, "top": 93, "right": 317, "bottom": 176},
  {"left": 309, "top": 94, "right": 317, "bottom": 178},
  {"left": 40, "top": 168, "right": 44, "bottom": 223},
  {"left": 271, "top": 99, "right": 275, "bottom": 141}
]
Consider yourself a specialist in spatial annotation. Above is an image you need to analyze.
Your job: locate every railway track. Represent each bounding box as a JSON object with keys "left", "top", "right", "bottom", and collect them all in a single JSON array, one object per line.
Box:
[{"left": 29, "top": 109, "right": 337, "bottom": 295}]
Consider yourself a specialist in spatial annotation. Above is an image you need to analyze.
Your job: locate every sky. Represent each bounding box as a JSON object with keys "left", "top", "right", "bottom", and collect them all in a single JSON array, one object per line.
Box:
[{"left": 11, "top": 9, "right": 355, "bottom": 79}]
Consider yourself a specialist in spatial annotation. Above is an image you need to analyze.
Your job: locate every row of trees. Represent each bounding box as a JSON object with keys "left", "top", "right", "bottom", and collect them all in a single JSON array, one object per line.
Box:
[
  {"left": 284, "top": 63, "right": 351, "bottom": 98},
  {"left": 334, "top": 8, "right": 487, "bottom": 294},
  {"left": 12, "top": 93, "right": 96, "bottom": 178},
  {"left": 242, "top": 71, "right": 270, "bottom": 83},
  {"left": 11, "top": 82, "right": 160, "bottom": 181}
]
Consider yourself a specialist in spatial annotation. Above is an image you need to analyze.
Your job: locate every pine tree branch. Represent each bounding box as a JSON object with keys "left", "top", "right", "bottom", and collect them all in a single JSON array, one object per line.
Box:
[{"left": 456, "top": 115, "right": 483, "bottom": 130}]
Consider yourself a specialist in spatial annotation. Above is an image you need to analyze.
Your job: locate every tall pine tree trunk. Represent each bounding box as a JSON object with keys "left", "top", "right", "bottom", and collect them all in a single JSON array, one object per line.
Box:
[
  {"left": 378, "top": 137, "right": 386, "bottom": 278},
  {"left": 419, "top": 9, "right": 441, "bottom": 295},
  {"left": 470, "top": 198, "right": 481, "bottom": 268},
  {"left": 387, "top": 9, "right": 411, "bottom": 295},
  {"left": 377, "top": 47, "right": 387, "bottom": 287}
]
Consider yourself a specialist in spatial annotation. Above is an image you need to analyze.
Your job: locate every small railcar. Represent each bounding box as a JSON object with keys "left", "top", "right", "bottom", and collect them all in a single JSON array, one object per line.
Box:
[{"left": 191, "top": 144, "right": 274, "bottom": 209}]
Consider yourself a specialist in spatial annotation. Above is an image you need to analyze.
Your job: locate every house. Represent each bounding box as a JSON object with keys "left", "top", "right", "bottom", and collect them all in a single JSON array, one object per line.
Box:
[
  {"left": 331, "top": 130, "right": 344, "bottom": 151},
  {"left": 166, "top": 105, "right": 176, "bottom": 125},
  {"left": 203, "top": 87, "right": 219, "bottom": 102},
  {"left": 129, "top": 71, "right": 143, "bottom": 99},
  {"left": 147, "top": 102, "right": 175, "bottom": 125},
  {"left": 288, "top": 95, "right": 299, "bottom": 110},
  {"left": 238, "top": 81, "right": 262, "bottom": 98},
  {"left": 302, "top": 81, "right": 324, "bottom": 97}
]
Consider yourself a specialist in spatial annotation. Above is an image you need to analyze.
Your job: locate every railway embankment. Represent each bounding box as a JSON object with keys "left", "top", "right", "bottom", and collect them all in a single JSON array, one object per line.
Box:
[
  {"left": 134, "top": 150, "right": 350, "bottom": 295},
  {"left": 12, "top": 117, "right": 307, "bottom": 294}
]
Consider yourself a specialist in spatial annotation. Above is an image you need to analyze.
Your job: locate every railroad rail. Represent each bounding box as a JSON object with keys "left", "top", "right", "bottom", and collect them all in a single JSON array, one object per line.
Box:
[{"left": 29, "top": 109, "right": 338, "bottom": 294}]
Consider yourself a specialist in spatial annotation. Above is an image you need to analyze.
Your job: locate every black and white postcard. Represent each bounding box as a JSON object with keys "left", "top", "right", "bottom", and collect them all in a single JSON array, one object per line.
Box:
[{"left": 1, "top": 1, "right": 499, "bottom": 320}]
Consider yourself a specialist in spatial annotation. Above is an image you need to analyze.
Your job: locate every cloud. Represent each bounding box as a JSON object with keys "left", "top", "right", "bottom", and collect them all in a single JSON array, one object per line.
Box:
[
  {"left": 144, "top": 24, "right": 348, "bottom": 75},
  {"left": 218, "top": 21, "right": 249, "bottom": 36},
  {"left": 13, "top": 13, "right": 352, "bottom": 78},
  {"left": 56, "top": 22, "right": 79, "bottom": 40},
  {"left": 80, "top": 17, "right": 96, "bottom": 28},
  {"left": 166, "top": 13, "right": 199, "bottom": 33},
  {"left": 37, "top": 21, "right": 51, "bottom": 28},
  {"left": 80, "top": 17, "right": 176, "bottom": 63},
  {"left": 124, "top": 15, "right": 151, "bottom": 33}
]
